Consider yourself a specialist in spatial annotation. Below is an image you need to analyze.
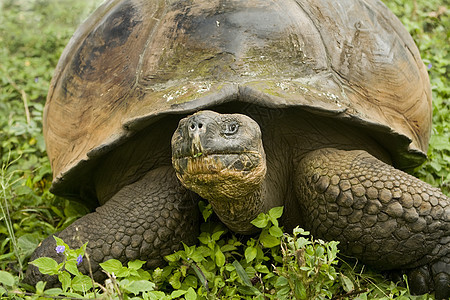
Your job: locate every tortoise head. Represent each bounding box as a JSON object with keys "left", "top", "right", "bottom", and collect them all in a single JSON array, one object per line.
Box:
[{"left": 171, "top": 110, "right": 266, "bottom": 202}]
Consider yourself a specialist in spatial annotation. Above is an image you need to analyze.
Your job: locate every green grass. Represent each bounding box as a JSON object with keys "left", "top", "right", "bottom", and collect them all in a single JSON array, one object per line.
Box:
[{"left": 0, "top": 0, "right": 448, "bottom": 299}]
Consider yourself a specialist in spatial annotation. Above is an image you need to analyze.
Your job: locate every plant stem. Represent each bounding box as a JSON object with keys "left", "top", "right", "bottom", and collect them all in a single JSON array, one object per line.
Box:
[
  {"left": 0, "top": 153, "right": 24, "bottom": 277},
  {"left": 0, "top": 64, "right": 31, "bottom": 125}
]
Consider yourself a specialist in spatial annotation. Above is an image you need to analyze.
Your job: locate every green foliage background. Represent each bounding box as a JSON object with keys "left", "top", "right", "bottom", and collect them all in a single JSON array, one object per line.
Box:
[{"left": 0, "top": 0, "right": 448, "bottom": 298}]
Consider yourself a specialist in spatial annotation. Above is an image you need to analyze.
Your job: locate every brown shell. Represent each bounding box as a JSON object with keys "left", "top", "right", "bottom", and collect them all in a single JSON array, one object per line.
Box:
[{"left": 45, "top": 0, "right": 431, "bottom": 199}]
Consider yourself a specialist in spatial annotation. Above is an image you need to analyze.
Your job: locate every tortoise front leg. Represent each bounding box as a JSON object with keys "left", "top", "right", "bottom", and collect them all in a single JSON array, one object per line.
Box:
[
  {"left": 25, "top": 166, "right": 200, "bottom": 286},
  {"left": 294, "top": 148, "right": 449, "bottom": 299}
]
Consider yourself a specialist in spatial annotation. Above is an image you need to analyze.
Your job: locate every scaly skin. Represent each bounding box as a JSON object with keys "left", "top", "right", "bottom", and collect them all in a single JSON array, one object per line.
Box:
[
  {"left": 25, "top": 167, "right": 199, "bottom": 285},
  {"left": 295, "top": 148, "right": 449, "bottom": 298}
]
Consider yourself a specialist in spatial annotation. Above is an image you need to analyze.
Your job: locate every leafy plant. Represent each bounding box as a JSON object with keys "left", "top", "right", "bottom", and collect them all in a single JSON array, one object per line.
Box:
[
  {"left": 11, "top": 206, "right": 422, "bottom": 299},
  {"left": 275, "top": 227, "right": 340, "bottom": 299},
  {"left": 30, "top": 236, "right": 91, "bottom": 294}
]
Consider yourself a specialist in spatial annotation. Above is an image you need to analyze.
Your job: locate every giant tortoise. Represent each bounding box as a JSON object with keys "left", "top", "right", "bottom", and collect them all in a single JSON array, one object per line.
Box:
[{"left": 26, "top": 0, "right": 449, "bottom": 297}]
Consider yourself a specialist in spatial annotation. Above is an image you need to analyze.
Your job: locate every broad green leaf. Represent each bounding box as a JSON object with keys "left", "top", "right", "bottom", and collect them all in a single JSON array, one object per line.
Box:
[
  {"left": 182, "top": 243, "right": 193, "bottom": 256},
  {"left": 276, "top": 286, "right": 290, "bottom": 296},
  {"left": 165, "top": 252, "right": 181, "bottom": 262},
  {"left": 430, "top": 135, "right": 450, "bottom": 151},
  {"left": 185, "top": 287, "right": 197, "bottom": 300},
  {"left": 171, "top": 290, "right": 187, "bottom": 298},
  {"left": 135, "top": 269, "right": 151, "bottom": 281},
  {"left": 189, "top": 249, "right": 206, "bottom": 263},
  {"left": 0, "top": 271, "right": 15, "bottom": 286},
  {"left": 124, "top": 280, "right": 155, "bottom": 295},
  {"left": 197, "top": 232, "right": 210, "bottom": 245},
  {"left": 220, "top": 244, "right": 237, "bottom": 252},
  {"left": 36, "top": 281, "right": 46, "bottom": 294},
  {"left": 43, "top": 288, "right": 64, "bottom": 296},
  {"left": 340, "top": 273, "right": 354, "bottom": 293},
  {"left": 268, "top": 206, "right": 283, "bottom": 219},
  {"left": 99, "top": 259, "right": 122, "bottom": 272},
  {"left": 17, "top": 233, "right": 41, "bottom": 257},
  {"left": 296, "top": 237, "right": 311, "bottom": 249},
  {"left": 245, "top": 246, "right": 257, "bottom": 263},
  {"left": 250, "top": 213, "right": 269, "bottom": 228},
  {"left": 169, "top": 271, "right": 182, "bottom": 289},
  {"left": 100, "top": 259, "right": 129, "bottom": 277},
  {"left": 269, "top": 225, "right": 283, "bottom": 238},
  {"left": 30, "top": 257, "right": 59, "bottom": 275},
  {"left": 215, "top": 248, "right": 225, "bottom": 267},
  {"left": 274, "top": 276, "right": 289, "bottom": 288},
  {"left": 255, "top": 263, "right": 270, "bottom": 274},
  {"left": 259, "top": 229, "right": 280, "bottom": 248},
  {"left": 71, "top": 274, "right": 93, "bottom": 292},
  {"left": 128, "top": 259, "right": 146, "bottom": 270},
  {"left": 58, "top": 272, "right": 71, "bottom": 292},
  {"left": 0, "top": 286, "right": 6, "bottom": 296},
  {"left": 315, "top": 245, "right": 325, "bottom": 257},
  {"left": 147, "top": 291, "right": 168, "bottom": 299},
  {"left": 211, "top": 230, "right": 224, "bottom": 241},
  {"left": 184, "top": 275, "right": 198, "bottom": 288},
  {"left": 65, "top": 260, "right": 80, "bottom": 276}
]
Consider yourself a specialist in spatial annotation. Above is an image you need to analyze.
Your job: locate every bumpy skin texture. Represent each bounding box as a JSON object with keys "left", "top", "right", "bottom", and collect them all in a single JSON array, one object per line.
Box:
[
  {"left": 25, "top": 167, "right": 199, "bottom": 285},
  {"left": 295, "top": 148, "right": 449, "bottom": 298}
]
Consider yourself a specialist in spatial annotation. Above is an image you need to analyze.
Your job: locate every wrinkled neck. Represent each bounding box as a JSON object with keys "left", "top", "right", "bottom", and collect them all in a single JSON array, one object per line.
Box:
[{"left": 208, "top": 183, "right": 266, "bottom": 234}]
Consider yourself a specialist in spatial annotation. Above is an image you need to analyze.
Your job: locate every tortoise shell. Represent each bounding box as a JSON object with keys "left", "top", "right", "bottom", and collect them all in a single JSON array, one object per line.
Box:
[{"left": 44, "top": 0, "right": 431, "bottom": 200}]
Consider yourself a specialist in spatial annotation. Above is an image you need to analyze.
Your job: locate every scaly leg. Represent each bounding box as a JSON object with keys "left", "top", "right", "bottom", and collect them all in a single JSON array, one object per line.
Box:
[
  {"left": 295, "top": 148, "right": 449, "bottom": 298},
  {"left": 25, "top": 166, "right": 200, "bottom": 286}
]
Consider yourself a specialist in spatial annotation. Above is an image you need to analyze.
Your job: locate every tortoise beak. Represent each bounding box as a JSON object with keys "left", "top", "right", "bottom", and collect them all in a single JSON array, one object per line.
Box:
[
  {"left": 191, "top": 133, "right": 203, "bottom": 157},
  {"left": 187, "top": 115, "right": 207, "bottom": 157}
]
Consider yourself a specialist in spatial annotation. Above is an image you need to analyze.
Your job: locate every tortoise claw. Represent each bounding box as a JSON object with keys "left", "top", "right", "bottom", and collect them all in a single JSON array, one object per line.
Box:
[
  {"left": 407, "top": 266, "right": 431, "bottom": 296},
  {"left": 431, "top": 260, "right": 450, "bottom": 300},
  {"left": 407, "top": 259, "right": 450, "bottom": 300}
]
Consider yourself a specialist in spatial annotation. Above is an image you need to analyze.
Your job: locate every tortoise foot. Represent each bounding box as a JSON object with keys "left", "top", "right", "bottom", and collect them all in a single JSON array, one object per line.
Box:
[
  {"left": 25, "top": 167, "right": 200, "bottom": 287},
  {"left": 407, "top": 259, "right": 449, "bottom": 299}
]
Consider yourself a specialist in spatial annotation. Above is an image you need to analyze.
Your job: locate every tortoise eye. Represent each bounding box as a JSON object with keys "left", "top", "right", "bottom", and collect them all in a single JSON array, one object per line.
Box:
[{"left": 224, "top": 122, "right": 239, "bottom": 135}]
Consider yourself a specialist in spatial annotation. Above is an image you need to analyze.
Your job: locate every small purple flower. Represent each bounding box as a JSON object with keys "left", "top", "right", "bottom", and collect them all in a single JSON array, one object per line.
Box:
[
  {"left": 34, "top": 77, "right": 39, "bottom": 83},
  {"left": 427, "top": 63, "right": 432, "bottom": 70},
  {"left": 76, "top": 254, "right": 83, "bottom": 265},
  {"left": 55, "top": 245, "right": 65, "bottom": 254}
]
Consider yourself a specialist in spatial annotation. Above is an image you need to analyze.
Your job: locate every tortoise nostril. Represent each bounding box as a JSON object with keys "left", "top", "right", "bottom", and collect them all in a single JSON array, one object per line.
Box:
[{"left": 189, "top": 121, "right": 204, "bottom": 131}]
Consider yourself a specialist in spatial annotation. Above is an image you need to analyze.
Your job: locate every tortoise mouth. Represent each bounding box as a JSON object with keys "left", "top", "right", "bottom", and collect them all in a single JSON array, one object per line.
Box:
[
  {"left": 172, "top": 152, "right": 266, "bottom": 201},
  {"left": 173, "top": 151, "right": 263, "bottom": 176}
]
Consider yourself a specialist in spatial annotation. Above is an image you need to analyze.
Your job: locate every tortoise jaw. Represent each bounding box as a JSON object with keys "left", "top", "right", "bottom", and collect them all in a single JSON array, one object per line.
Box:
[
  {"left": 172, "top": 151, "right": 266, "bottom": 201},
  {"left": 173, "top": 150, "right": 263, "bottom": 172}
]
